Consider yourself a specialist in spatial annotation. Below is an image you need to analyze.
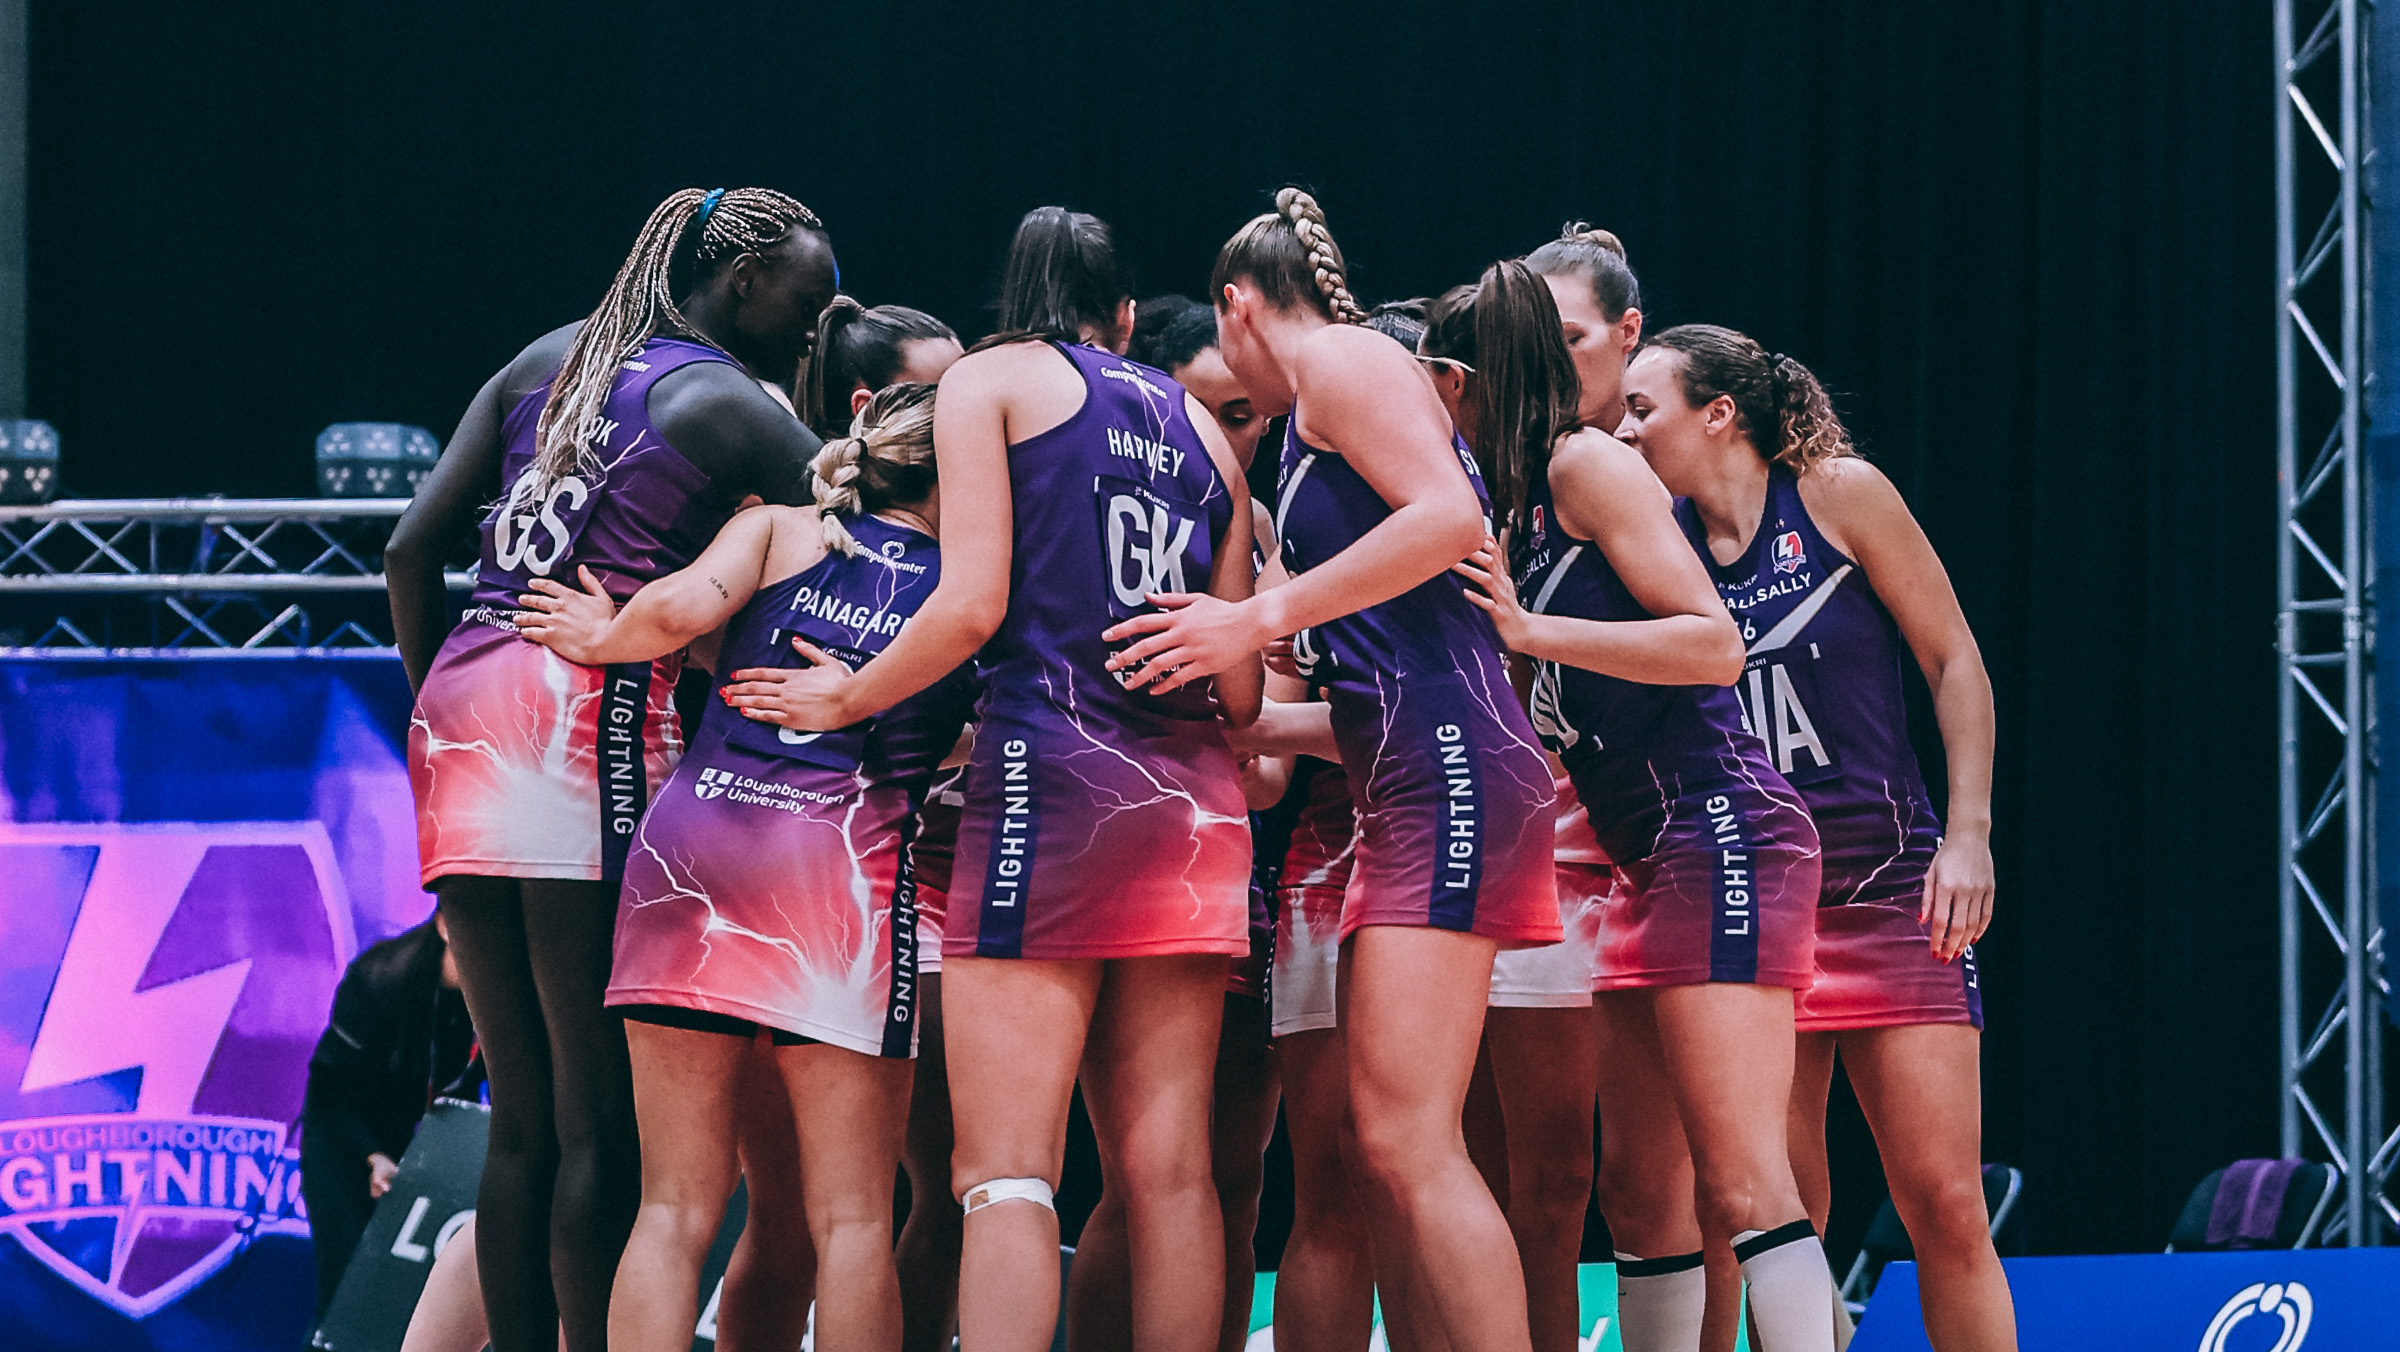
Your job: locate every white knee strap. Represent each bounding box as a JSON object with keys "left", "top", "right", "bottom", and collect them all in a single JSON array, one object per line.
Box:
[{"left": 960, "top": 1176, "right": 1055, "bottom": 1217}]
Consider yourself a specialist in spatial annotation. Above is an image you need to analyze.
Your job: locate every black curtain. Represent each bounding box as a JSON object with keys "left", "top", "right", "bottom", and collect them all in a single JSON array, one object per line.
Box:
[{"left": 29, "top": 0, "right": 2278, "bottom": 1260}]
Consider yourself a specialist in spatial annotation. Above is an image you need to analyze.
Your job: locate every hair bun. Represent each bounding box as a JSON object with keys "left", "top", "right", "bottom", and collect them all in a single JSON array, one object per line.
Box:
[{"left": 1559, "top": 221, "right": 1626, "bottom": 258}]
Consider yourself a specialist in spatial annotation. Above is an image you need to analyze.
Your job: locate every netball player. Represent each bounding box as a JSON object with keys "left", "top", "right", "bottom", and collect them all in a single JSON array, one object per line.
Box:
[
  {"left": 793, "top": 294, "right": 972, "bottom": 1352},
  {"left": 1518, "top": 224, "right": 1740, "bottom": 1352},
  {"left": 1413, "top": 280, "right": 1598, "bottom": 1352},
  {"left": 757, "top": 206, "right": 1261, "bottom": 1352},
  {"left": 1065, "top": 300, "right": 1286, "bottom": 1352},
  {"left": 805, "top": 297, "right": 964, "bottom": 435},
  {"left": 1523, "top": 225, "right": 1644, "bottom": 434},
  {"left": 1622, "top": 328, "right": 2015, "bottom": 1351},
  {"left": 386, "top": 186, "right": 834, "bottom": 1352},
  {"left": 1106, "top": 189, "right": 1558, "bottom": 1352},
  {"left": 1450, "top": 267, "right": 1839, "bottom": 1352},
  {"left": 511, "top": 382, "right": 969, "bottom": 1352}
]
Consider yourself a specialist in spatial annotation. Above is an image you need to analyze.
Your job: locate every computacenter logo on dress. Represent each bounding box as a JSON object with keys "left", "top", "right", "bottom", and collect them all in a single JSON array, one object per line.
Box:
[{"left": 2199, "top": 1280, "right": 2311, "bottom": 1352}]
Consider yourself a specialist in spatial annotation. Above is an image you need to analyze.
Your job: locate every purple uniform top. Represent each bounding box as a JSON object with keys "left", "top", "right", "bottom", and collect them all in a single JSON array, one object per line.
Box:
[
  {"left": 1683, "top": 463, "right": 1943, "bottom": 903},
  {"left": 948, "top": 342, "right": 1251, "bottom": 960},
  {"left": 1274, "top": 419, "right": 1556, "bottom": 942},
  {"left": 1512, "top": 473, "right": 1769, "bottom": 864},
  {"left": 468, "top": 337, "right": 747, "bottom": 613},
  {"left": 696, "top": 512, "right": 975, "bottom": 788}
]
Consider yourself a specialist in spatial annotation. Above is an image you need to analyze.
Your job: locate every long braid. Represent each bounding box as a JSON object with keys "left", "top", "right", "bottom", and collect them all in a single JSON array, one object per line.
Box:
[
  {"left": 1275, "top": 189, "right": 1367, "bottom": 324},
  {"left": 1212, "top": 187, "right": 1369, "bottom": 324},
  {"left": 811, "top": 434, "right": 869, "bottom": 553},
  {"left": 810, "top": 382, "right": 939, "bottom": 555},
  {"left": 531, "top": 187, "right": 823, "bottom": 493}
]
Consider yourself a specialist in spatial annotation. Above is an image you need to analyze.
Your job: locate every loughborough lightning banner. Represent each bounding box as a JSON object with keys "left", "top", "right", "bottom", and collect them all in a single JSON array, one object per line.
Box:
[{"left": 0, "top": 657, "right": 429, "bottom": 1352}]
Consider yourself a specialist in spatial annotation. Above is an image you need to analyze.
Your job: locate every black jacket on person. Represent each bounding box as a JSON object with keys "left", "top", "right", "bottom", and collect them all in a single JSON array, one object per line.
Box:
[{"left": 299, "top": 917, "right": 476, "bottom": 1319}]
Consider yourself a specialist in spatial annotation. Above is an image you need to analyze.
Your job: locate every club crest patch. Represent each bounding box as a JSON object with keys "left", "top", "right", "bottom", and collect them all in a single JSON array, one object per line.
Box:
[{"left": 1771, "top": 529, "right": 1806, "bottom": 576}]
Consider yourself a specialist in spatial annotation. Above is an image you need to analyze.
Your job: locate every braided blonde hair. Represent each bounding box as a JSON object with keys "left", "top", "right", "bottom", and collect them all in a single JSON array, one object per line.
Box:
[
  {"left": 810, "top": 381, "right": 939, "bottom": 555},
  {"left": 1210, "top": 186, "right": 1368, "bottom": 324},
  {"left": 532, "top": 187, "right": 823, "bottom": 494}
]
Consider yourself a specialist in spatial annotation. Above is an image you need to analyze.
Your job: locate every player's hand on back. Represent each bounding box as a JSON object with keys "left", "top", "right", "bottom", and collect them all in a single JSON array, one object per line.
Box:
[
  {"left": 724, "top": 638, "right": 859, "bottom": 731},
  {"left": 1103, "top": 591, "right": 1266, "bottom": 693},
  {"left": 1452, "top": 534, "right": 1532, "bottom": 652},
  {"left": 516, "top": 566, "right": 619, "bottom": 666}
]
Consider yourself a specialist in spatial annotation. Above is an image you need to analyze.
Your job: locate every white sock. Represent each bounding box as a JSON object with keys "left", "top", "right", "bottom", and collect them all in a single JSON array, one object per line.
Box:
[
  {"left": 1614, "top": 1249, "right": 1705, "bottom": 1352},
  {"left": 1735, "top": 1222, "right": 1837, "bottom": 1352}
]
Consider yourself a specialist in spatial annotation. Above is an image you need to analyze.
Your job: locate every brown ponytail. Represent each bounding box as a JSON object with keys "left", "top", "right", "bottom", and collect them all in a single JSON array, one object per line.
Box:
[
  {"left": 1642, "top": 324, "right": 1853, "bottom": 472},
  {"left": 1416, "top": 265, "right": 1581, "bottom": 535},
  {"left": 1210, "top": 187, "right": 1368, "bottom": 324}
]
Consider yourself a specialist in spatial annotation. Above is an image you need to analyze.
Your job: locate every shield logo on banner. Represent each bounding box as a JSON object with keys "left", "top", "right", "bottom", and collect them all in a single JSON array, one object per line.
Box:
[{"left": 0, "top": 823, "right": 351, "bottom": 1319}]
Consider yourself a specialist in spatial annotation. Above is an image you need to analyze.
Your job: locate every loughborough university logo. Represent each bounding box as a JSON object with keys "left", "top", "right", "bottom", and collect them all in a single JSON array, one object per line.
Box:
[{"left": 0, "top": 823, "right": 351, "bottom": 1318}]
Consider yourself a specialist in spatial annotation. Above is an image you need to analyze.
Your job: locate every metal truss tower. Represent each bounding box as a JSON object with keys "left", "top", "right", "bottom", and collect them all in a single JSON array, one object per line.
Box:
[{"left": 2278, "top": 0, "right": 2391, "bottom": 1245}]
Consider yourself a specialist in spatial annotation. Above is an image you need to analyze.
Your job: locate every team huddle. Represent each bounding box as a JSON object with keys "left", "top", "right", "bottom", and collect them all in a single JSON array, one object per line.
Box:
[{"left": 385, "top": 186, "right": 2014, "bottom": 1352}]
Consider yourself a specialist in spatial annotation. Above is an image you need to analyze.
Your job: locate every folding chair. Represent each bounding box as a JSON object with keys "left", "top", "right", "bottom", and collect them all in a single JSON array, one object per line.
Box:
[{"left": 2164, "top": 1158, "right": 2335, "bottom": 1252}]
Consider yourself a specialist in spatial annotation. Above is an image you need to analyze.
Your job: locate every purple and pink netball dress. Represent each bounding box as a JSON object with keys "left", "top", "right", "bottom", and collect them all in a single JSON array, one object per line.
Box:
[
  {"left": 908, "top": 761, "right": 969, "bottom": 976},
  {"left": 607, "top": 512, "right": 975, "bottom": 1056},
  {"left": 946, "top": 344, "right": 1251, "bottom": 961},
  {"left": 1267, "top": 756, "right": 1358, "bottom": 1036},
  {"left": 1276, "top": 422, "right": 1558, "bottom": 946},
  {"left": 410, "top": 338, "right": 746, "bottom": 886},
  {"left": 1514, "top": 472, "right": 1820, "bottom": 990},
  {"left": 1683, "top": 464, "right": 1980, "bottom": 1028}
]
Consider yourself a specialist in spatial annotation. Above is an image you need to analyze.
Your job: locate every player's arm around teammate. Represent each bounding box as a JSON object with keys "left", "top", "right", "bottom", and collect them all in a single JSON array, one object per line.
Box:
[
  {"left": 1113, "top": 192, "right": 1553, "bottom": 1352},
  {"left": 521, "top": 385, "right": 956, "bottom": 1352},
  {"left": 386, "top": 187, "right": 833, "bottom": 1352},
  {"left": 767, "top": 209, "right": 1260, "bottom": 1352}
]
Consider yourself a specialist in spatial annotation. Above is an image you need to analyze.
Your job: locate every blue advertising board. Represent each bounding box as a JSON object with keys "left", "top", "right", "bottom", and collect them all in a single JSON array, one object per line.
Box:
[
  {"left": 1852, "top": 1248, "right": 2400, "bottom": 1351},
  {"left": 0, "top": 657, "right": 430, "bottom": 1351}
]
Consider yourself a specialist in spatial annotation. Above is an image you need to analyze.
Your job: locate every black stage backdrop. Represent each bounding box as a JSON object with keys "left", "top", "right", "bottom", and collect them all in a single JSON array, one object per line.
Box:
[{"left": 28, "top": 2, "right": 2272, "bottom": 1261}]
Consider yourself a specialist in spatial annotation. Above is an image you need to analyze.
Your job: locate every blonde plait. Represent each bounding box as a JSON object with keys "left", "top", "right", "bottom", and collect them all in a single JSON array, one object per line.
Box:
[
  {"left": 811, "top": 436, "right": 869, "bottom": 552},
  {"left": 1275, "top": 189, "right": 1368, "bottom": 324},
  {"left": 531, "top": 187, "right": 822, "bottom": 494},
  {"left": 810, "top": 382, "right": 940, "bottom": 555}
]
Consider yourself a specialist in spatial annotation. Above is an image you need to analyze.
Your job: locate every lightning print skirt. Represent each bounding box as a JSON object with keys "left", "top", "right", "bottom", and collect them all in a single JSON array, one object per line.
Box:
[
  {"left": 408, "top": 618, "right": 682, "bottom": 887},
  {"left": 605, "top": 743, "right": 924, "bottom": 1058},
  {"left": 945, "top": 702, "right": 1250, "bottom": 962},
  {"left": 1794, "top": 837, "right": 1984, "bottom": 1030},
  {"left": 1327, "top": 676, "right": 1560, "bottom": 948},
  {"left": 1590, "top": 753, "right": 1821, "bottom": 991}
]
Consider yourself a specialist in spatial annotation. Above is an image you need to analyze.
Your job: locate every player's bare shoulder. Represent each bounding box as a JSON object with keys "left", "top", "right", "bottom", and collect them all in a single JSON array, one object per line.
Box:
[{"left": 1795, "top": 454, "right": 1908, "bottom": 555}]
